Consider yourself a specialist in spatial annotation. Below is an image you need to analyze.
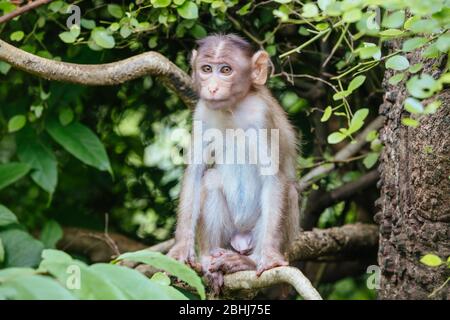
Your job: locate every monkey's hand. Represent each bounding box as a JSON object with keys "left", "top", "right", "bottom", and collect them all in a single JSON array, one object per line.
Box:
[
  {"left": 209, "top": 250, "right": 256, "bottom": 274},
  {"left": 256, "top": 251, "right": 288, "bottom": 276},
  {"left": 167, "top": 242, "right": 201, "bottom": 272}
]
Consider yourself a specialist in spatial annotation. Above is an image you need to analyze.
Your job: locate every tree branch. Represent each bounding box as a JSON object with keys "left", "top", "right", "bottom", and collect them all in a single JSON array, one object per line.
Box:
[
  {"left": 60, "top": 223, "right": 377, "bottom": 299},
  {"left": 287, "top": 223, "right": 378, "bottom": 262},
  {"left": 223, "top": 266, "right": 322, "bottom": 300},
  {"left": 302, "top": 170, "right": 379, "bottom": 229},
  {"left": 0, "top": 0, "right": 51, "bottom": 24},
  {"left": 298, "top": 116, "right": 385, "bottom": 192},
  {"left": 0, "top": 39, "right": 198, "bottom": 108}
]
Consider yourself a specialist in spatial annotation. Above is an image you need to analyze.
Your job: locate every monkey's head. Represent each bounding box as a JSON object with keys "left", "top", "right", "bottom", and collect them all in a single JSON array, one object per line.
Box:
[{"left": 191, "top": 34, "right": 270, "bottom": 110}]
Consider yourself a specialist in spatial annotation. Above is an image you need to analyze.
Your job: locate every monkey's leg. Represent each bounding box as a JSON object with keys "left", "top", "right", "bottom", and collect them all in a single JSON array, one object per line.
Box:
[{"left": 198, "top": 169, "right": 234, "bottom": 294}]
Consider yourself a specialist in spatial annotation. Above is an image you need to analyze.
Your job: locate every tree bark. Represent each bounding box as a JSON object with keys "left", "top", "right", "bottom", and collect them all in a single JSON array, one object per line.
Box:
[{"left": 376, "top": 40, "right": 450, "bottom": 299}]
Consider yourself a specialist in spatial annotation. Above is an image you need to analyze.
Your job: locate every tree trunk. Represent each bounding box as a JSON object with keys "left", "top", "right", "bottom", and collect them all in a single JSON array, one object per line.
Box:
[{"left": 376, "top": 41, "right": 450, "bottom": 299}]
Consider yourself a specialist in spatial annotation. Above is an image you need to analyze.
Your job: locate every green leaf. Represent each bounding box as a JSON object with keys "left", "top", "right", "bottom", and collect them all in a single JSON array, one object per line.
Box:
[
  {"left": 0, "top": 61, "right": 11, "bottom": 75},
  {"left": 8, "top": 115, "right": 26, "bottom": 132},
  {"left": 237, "top": 2, "right": 252, "bottom": 15},
  {"left": 189, "top": 24, "right": 207, "bottom": 39},
  {"left": 91, "top": 27, "right": 115, "bottom": 49},
  {"left": 59, "top": 107, "right": 74, "bottom": 126},
  {"left": 333, "top": 90, "right": 350, "bottom": 100},
  {"left": 46, "top": 119, "right": 112, "bottom": 174},
  {"left": 318, "top": 0, "right": 334, "bottom": 11},
  {"left": 382, "top": 10, "right": 405, "bottom": 28},
  {"left": 348, "top": 108, "right": 369, "bottom": 134},
  {"left": 420, "top": 254, "right": 443, "bottom": 267},
  {"left": 363, "top": 152, "right": 379, "bottom": 169},
  {"left": 321, "top": 106, "right": 332, "bottom": 122},
  {"left": 379, "top": 29, "right": 403, "bottom": 37},
  {"left": 302, "top": 3, "right": 319, "bottom": 18},
  {"left": 177, "top": 1, "right": 198, "bottom": 19},
  {"left": 48, "top": 1, "right": 63, "bottom": 13},
  {"left": 343, "top": 8, "right": 362, "bottom": 23},
  {"left": 348, "top": 75, "right": 366, "bottom": 92},
  {"left": 436, "top": 33, "right": 450, "bottom": 52},
  {"left": 0, "top": 238, "right": 4, "bottom": 264},
  {"left": 424, "top": 100, "right": 442, "bottom": 114},
  {"left": 388, "top": 73, "right": 404, "bottom": 85},
  {"left": 107, "top": 4, "right": 124, "bottom": 18},
  {"left": 422, "top": 42, "right": 440, "bottom": 59},
  {"left": 120, "top": 25, "right": 132, "bottom": 39},
  {"left": 0, "top": 229, "right": 44, "bottom": 267},
  {"left": 151, "top": 272, "right": 171, "bottom": 286},
  {"left": 81, "top": 19, "right": 96, "bottom": 30},
  {"left": 10, "top": 31, "right": 24, "bottom": 42},
  {"left": 408, "top": 63, "right": 423, "bottom": 74},
  {"left": 151, "top": 0, "right": 172, "bottom": 8},
  {"left": 404, "top": 97, "right": 424, "bottom": 114},
  {"left": 40, "top": 220, "right": 63, "bottom": 249},
  {"left": 385, "top": 55, "right": 409, "bottom": 71},
  {"left": 0, "top": 274, "right": 75, "bottom": 300},
  {"left": 359, "top": 45, "right": 381, "bottom": 60},
  {"left": 58, "top": 25, "right": 80, "bottom": 44},
  {"left": 409, "top": 19, "right": 440, "bottom": 34},
  {"left": 40, "top": 251, "right": 127, "bottom": 299},
  {"left": 402, "top": 37, "right": 427, "bottom": 52},
  {"left": 406, "top": 74, "right": 439, "bottom": 99},
  {"left": 90, "top": 264, "right": 188, "bottom": 299},
  {"left": 117, "top": 250, "right": 205, "bottom": 299},
  {"left": 401, "top": 117, "right": 419, "bottom": 127},
  {"left": 16, "top": 128, "right": 58, "bottom": 194},
  {"left": 0, "top": 205, "right": 18, "bottom": 227},
  {"left": 327, "top": 132, "right": 346, "bottom": 144},
  {"left": 365, "top": 130, "right": 378, "bottom": 142},
  {"left": 0, "top": 162, "right": 30, "bottom": 190}
]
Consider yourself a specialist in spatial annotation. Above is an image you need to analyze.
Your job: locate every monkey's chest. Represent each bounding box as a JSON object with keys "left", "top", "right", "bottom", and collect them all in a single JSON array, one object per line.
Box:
[{"left": 216, "top": 164, "right": 262, "bottom": 230}]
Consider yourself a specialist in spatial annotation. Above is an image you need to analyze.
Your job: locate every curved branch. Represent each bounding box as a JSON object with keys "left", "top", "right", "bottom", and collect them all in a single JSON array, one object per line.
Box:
[
  {"left": 0, "top": 0, "right": 52, "bottom": 24},
  {"left": 223, "top": 266, "right": 322, "bottom": 300},
  {"left": 0, "top": 39, "right": 197, "bottom": 108}
]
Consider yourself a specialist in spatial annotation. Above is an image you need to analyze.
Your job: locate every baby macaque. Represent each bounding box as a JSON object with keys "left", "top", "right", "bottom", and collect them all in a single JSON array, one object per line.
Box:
[{"left": 168, "top": 34, "right": 300, "bottom": 293}]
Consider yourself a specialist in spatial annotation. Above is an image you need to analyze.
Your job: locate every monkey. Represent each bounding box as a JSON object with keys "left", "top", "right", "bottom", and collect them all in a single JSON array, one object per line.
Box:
[{"left": 168, "top": 34, "right": 300, "bottom": 293}]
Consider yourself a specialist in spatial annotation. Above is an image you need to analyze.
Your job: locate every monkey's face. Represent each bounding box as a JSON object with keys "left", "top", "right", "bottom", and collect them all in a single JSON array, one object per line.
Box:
[{"left": 193, "top": 56, "right": 252, "bottom": 110}]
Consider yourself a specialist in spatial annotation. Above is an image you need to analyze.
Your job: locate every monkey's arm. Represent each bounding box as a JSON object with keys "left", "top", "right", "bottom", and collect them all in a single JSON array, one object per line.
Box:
[
  {"left": 256, "top": 174, "right": 289, "bottom": 275},
  {"left": 167, "top": 163, "right": 205, "bottom": 268}
]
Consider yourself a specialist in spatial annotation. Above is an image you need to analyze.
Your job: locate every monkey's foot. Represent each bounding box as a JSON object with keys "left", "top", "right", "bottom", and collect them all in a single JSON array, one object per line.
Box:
[
  {"left": 167, "top": 243, "right": 201, "bottom": 272},
  {"left": 256, "top": 252, "right": 288, "bottom": 276},
  {"left": 209, "top": 251, "right": 256, "bottom": 274},
  {"left": 204, "top": 271, "right": 224, "bottom": 295}
]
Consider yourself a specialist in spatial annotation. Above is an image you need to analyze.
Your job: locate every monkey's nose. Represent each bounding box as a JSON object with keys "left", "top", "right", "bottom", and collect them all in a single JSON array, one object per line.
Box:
[{"left": 208, "top": 87, "right": 218, "bottom": 94}]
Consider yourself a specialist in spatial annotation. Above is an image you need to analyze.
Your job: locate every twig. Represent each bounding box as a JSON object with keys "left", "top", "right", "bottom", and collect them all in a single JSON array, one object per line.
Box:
[
  {"left": 298, "top": 116, "right": 385, "bottom": 192},
  {"left": 302, "top": 170, "right": 379, "bottom": 229},
  {"left": 0, "top": 0, "right": 52, "bottom": 24}
]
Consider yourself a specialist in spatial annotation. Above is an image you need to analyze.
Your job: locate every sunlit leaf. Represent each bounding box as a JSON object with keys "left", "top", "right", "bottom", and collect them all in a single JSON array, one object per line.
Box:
[
  {"left": 321, "top": 106, "right": 332, "bottom": 122},
  {"left": 420, "top": 254, "right": 443, "bottom": 267},
  {"left": 404, "top": 97, "right": 424, "bottom": 114},
  {"left": 385, "top": 55, "right": 409, "bottom": 71}
]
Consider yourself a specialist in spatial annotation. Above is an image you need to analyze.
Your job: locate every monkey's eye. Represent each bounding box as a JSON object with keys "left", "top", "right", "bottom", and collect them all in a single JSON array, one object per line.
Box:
[
  {"left": 201, "top": 65, "right": 212, "bottom": 73},
  {"left": 220, "top": 66, "right": 232, "bottom": 75}
]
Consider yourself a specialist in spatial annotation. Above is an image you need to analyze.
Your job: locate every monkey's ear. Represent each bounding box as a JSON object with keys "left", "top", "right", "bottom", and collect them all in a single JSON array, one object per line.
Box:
[
  {"left": 190, "top": 49, "right": 198, "bottom": 67},
  {"left": 251, "top": 50, "right": 270, "bottom": 85}
]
